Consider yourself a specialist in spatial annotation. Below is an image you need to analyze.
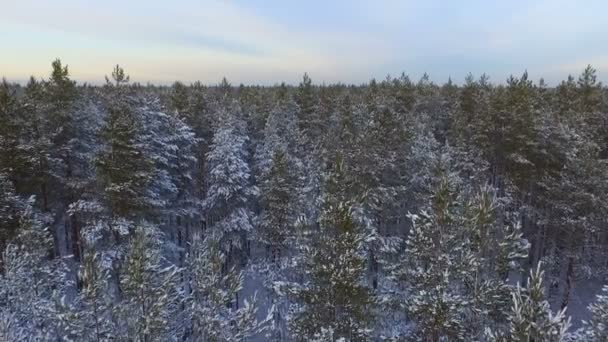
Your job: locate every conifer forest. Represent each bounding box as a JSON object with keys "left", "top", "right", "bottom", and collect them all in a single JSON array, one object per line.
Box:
[{"left": 2, "top": 60, "right": 608, "bottom": 341}]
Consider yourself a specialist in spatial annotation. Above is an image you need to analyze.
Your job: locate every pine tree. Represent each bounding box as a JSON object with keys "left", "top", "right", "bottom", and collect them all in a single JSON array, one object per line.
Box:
[
  {"left": 46, "top": 59, "right": 98, "bottom": 263},
  {"left": 555, "top": 75, "right": 577, "bottom": 118},
  {"left": 0, "top": 197, "right": 61, "bottom": 340},
  {"left": 169, "top": 81, "right": 190, "bottom": 115},
  {"left": 45, "top": 59, "right": 78, "bottom": 181},
  {"left": 486, "top": 263, "right": 571, "bottom": 342},
  {"left": 203, "top": 105, "right": 257, "bottom": 263},
  {"left": 575, "top": 65, "right": 607, "bottom": 156},
  {"left": 394, "top": 72, "right": 416, "bottom": 116},
  {"left": 353, "top": 78, "right": 412, "bottom": 255},
  {"left": 218, "top": 77, "right": 232, "bottom": 100},
  {"left": 295, "top": 73, "right": 318, "bottom": 138},
  {"left": 0, "top": 174, "right": 24, "bottom": 256},
  {"left": 97, "top": 65, "right": 153, "bottom": 222},
  {"left": 394, "top": 176, "right": 469, "bottom": 341},
  {"left": 22, "top": 59, "right": 80, "bottom": 259},
  {"left": 258, "top": 148, "right": 295, "bottom": 262},
  {"left": 62, "top": 97, "right": 100, "bottom": 262},
  {"left": 289, "top": 160, "right": 375, "bottom": 341},
  {"left": 254, "top": 97, "right": 299, "bottom": 179},
  {"left": 290, "top": 202, "right": 374, "bottom": 341},
  {"left": 501, "top": 71, "right": 540, "bottom": 191},
  {"left": 389, "top": 167, "right": 529, "bottom": 340},
  {"left": 76, "top": 251, "right": 114, "bottom": 341},
  {"left": 0, "top": 79, "right": 29, "bottom": 189},
  {"left": 578, "top": 285, "right": 608, "bottom": 341},
  {"left": 577, "top": 65, "right": 602, "bottom": 114},
  {"left": 134, "top": 96, "right": 201, "bottom": 289},
  {"left": 21, "top": 76, "right": 53, "bottom": 212},
  {"left": 453, "top": 73, "right": 480, "bottom": 145},
  {"left": 185, "top": 236, "right": 268, "bottom": 341},
  {"left": 117, "top": 225, "right": 180, "bottom": 341},
  {"left": 138, "top": 96, "right": 199, "bottom": 213},
  {"left": 537, "top": 124, "right": 608, "bottom": 311}
]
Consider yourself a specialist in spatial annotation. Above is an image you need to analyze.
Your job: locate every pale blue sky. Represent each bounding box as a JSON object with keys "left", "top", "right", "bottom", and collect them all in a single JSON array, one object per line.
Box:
[{"left": 1, "top": 0, "right": 607, "bottom": 85}]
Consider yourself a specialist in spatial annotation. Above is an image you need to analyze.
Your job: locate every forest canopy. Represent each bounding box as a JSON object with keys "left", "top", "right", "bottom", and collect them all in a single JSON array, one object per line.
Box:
[{"left": 1, "top": 61, "right": 607, "bottom": 341}]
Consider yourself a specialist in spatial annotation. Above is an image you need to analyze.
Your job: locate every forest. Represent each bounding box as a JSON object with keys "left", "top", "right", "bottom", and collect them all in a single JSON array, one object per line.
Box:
[{"left": 0, "top": 60, "right": 607, "bottom": 341}]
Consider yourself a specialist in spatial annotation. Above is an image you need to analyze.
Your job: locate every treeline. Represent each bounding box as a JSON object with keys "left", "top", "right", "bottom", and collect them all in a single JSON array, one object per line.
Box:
[{"left": 0, "top": 60, "right": 607, "bottom": 341}]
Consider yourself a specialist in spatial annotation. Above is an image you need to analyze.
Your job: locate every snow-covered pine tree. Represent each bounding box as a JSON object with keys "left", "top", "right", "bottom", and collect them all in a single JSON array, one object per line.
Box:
[
  {"left": 577, "top": 65, "right": 603, "bottom": 115},
  {"left": 165, "top": 82, "right": 202, "bottom": 221},
  {"left": 20, "top": 76, "right": 54, "bottom": 212},
  {"left": 251, "top": 98, "right": 303, "bottom": 341},
  {"left": 393, "top": 175, "right": 470, "bottom": 341},
  {"left": 137, "top": 95, "right": 199, "bottom": 230},
  {"left": 536, "top": 121, "right": 608, "bottom": 311},
  {"left": 290, "top": 200, "right": 374, "bottom": 341},
  {"left": 23, "top": 59, "right": 80, "bottom": 259},
  {"left": 44, "top": 59, "right": 78, "bottom": 190},
  {"left": 389, "top": 164, "right": 529, "bottom": 340},
  {"left": 462, "top": 187, "right": 530, "bottom": 335},
  {"left": 203, "top": 104, "right": 257, "bottom": 264},
  {"left": 73, "top": 250, "right": 115, "bottom": 341},
  {"left": 486, "top": 263, "right": 571, "bottom": 342},
  {"left": 577, "top": 285, "right": 608, "bottom": 341},
  {"left": 295, "top": 73, "right": 320, "bottom": 141},
  {"left": 117, "top": 224, "right": 181, "bottom": 341},
  {"left": 169, "top": 81, "right": 190, "bottom": 115},
  {"left": 133, "top": 98, "right": 201, "bottom": 333},
  {"left": 254, "top": 97, "right": 299, "bottom": 178},
  {"left": 452, "top": 73, "right": 481, "bottom": 147},
  {"left": 46, "top": 60, "right": 100, "bottom": 263},
  {"left": 80, "top": 67, "right": 160, "bottom": 329},
  {"left": 258, "top": 148, "right": 295, "bottom": 263},
  {"left": 185, "top": 235, "right": 268, "bottom": 341},
  {"left": 358, "top": 79, "right": 411, "bottom": 248},
  {"left": 289, "top": 158, "right": 375, "bottom": 341},
  {"left": 574, "top": 65, "right": 607, "bottom": 158},
  {"left": 97, "top": 65, "right": 153, "bottom": 224},
  {"left": 0, "top": 80, "right": 30, "bottom": 191},
  {"left": 0, "top": 195, "right": 63, "bottom": 340},
  {"left": 62, "top": 97, "right": 101, "bottom": 262},
  {"left": 0, "top": 174, "right": 25, "bottom": 255}
]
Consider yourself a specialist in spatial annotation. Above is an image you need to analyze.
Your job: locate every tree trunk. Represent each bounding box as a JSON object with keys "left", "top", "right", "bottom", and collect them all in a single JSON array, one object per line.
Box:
[
  {"left": 561, "top": 256, "right": 575, "bottom": 310},
  {"left": 71, "top": 214, "right": 81, "bottom": 262}
]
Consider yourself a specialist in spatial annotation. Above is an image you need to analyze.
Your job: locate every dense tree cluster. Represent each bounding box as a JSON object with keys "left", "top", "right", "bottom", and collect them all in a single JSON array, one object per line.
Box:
[{"left": 1, "top": 60, "right": 607, "bottom": 341}]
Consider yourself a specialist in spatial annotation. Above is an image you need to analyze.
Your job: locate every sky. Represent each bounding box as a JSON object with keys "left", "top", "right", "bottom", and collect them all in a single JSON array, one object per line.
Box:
[{"left": 1, "top": 0, "right": 607, "bottom": 85}]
